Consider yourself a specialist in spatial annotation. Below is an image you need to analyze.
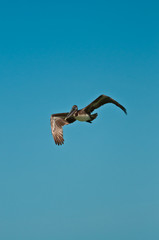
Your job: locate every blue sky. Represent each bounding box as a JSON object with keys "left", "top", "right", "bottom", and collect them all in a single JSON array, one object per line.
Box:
[{"left": 0, "top": 0, "right": 159, "bottom": 239}]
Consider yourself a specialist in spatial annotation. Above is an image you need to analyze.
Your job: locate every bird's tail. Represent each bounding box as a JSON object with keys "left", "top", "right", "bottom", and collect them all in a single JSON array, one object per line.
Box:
[{"left": 90, "top": 113, "right": 98, "bottom": 121}]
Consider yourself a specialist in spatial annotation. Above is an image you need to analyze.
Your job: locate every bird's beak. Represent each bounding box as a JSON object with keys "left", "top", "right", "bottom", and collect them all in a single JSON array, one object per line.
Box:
[{"left": 65, "top": 108, "right": 76, "bottom": 119}]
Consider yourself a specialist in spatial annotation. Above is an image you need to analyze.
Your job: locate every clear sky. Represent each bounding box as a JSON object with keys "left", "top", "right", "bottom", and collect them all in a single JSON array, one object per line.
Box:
[{"left": 0, "top": 0, "right": 159, "bottom": 239}]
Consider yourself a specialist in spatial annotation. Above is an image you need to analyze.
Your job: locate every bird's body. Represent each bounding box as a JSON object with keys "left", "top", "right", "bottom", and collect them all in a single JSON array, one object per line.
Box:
[
  {"left": 75, "top": 113, "right": 91, "bottom": 122},
  {"left": 50, "top": 94, "right": 127, "bottom": 145}
]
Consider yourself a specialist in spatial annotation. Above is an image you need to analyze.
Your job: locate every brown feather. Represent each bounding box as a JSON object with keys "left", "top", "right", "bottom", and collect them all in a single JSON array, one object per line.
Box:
[
  {"left": 50, "top": 114, "right": 76, "bottom": 145},
  {"left": 83, "top": 95, "right": 127, "bottom": 114},
  {"left": 50, "top": 94, "right": 126, "bottom": 145}
]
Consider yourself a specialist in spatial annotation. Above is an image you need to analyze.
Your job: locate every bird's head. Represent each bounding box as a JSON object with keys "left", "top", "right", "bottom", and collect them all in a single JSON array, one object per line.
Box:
[{"left": 66, "top": 105, "right": 78, "bottom": 119}]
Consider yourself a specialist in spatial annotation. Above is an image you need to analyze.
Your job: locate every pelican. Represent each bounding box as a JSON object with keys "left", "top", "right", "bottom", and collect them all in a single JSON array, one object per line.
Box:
[{"left": 50, "top": 94, "right": 127, "bottom": 145}]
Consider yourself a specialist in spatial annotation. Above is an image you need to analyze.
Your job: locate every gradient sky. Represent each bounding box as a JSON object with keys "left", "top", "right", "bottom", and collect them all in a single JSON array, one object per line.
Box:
[{"left": 0, "top": 1, "right": 159, "bottom": 239}]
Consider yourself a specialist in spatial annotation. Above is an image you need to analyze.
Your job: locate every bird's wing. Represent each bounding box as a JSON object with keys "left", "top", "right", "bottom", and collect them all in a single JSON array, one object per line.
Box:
[
  {"left": 83, "top": 94, "right": 127, "bottom": 114},
  {"left": 50, "top": 114, "right": 76, "bottom": 145}
]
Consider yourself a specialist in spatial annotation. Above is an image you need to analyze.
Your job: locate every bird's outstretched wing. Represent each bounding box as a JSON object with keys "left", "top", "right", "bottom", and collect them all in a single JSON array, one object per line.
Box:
[
  {"left": 50, "top": 113, "right": 75, "bottom": 145},
  {"left": 83, "top": 95, "right": 127, "bottom": 114}
]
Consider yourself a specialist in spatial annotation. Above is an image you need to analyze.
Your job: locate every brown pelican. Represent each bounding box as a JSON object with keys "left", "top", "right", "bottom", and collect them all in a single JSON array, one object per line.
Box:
[{"left": 50, "top": 94, "right": 127, "bottom": 145}]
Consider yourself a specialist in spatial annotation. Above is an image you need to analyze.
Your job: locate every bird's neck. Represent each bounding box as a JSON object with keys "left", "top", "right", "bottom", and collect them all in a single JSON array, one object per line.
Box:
[{"left": 75, "top": 111, "right": 78, "bottom": 117}]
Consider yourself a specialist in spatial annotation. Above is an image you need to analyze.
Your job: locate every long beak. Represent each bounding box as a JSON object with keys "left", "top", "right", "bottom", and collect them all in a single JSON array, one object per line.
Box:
[{"left": 65, "top": 108, "right": 76, "bottom": 119}]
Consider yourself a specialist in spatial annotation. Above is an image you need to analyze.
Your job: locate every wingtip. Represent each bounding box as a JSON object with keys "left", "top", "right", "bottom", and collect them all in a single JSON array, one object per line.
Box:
[{"left": 55, "top": 140, "right": 64, "bottom": 146}]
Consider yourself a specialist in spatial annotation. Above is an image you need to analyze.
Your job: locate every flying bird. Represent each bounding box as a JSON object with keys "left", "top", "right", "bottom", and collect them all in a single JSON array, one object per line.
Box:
[{"left": 50, "top": 94, "right": 127, "bottom": 145}]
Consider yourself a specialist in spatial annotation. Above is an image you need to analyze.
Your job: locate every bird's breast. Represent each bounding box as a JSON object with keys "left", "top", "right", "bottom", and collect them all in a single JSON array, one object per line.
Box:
[{"left": 75, "top": 114, "right": 91, "bottom": 122}]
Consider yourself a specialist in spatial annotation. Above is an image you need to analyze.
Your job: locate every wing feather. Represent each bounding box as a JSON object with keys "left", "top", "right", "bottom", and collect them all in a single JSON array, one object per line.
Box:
[
  {"left": 83, "top": 95, "right": 127, "bottom": 114},
  {"left": 50, "top": 114, "right": 76, "bottom": 145}
]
